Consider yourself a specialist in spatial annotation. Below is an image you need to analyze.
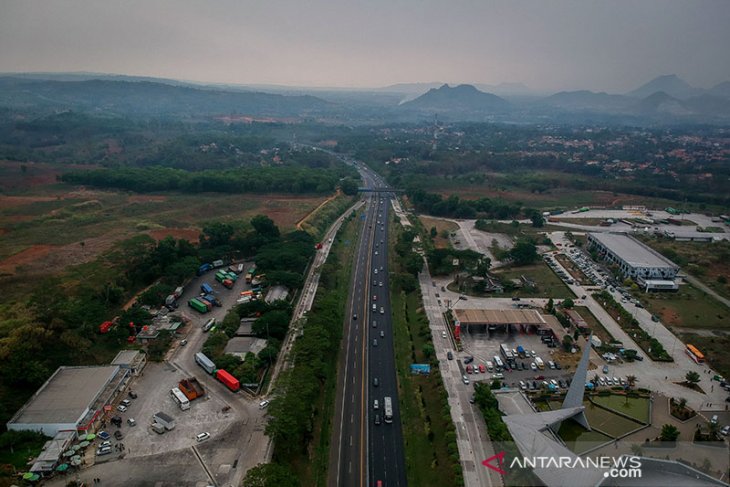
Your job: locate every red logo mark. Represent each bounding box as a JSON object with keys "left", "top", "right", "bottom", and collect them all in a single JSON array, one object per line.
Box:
[{"left": 482, "top": 451, "right": 507, "bottom": 475}]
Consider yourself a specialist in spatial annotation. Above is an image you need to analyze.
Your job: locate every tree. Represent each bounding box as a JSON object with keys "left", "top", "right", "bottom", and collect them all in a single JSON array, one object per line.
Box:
[
  {"left": 200, "top": 222, "right": 235, "bottom": 248},
  {"left": 251, "top": 214, "right": 280, "bottom": 239},
  {"left": 508, "top": 240, "right": 538, "bottom": 266},
  {"left": 626, "top": 375, "right": 637, "bottom": 390},
  {"left": 677, "top": 397, "right": 687, "bottom": 410},
  {"left": 422, "top": 343, "right": 435, "bottom": 359},
  {"left": 685, "top": 370, "right": 701, "bottom": 386},
  {"left": 546, "top": 298, "right": 554, "bottom": 313},
  {"left": 430, "top": 227, "right": 438, "bottom": 238},
  {"left": 659, "top": 424, "right": 680, "bottom": 442},
  {"left": 339, "top": 177, "right": 359, "bottom": 196},
  {"left": 252, "top": 310, "right": 291, "bottom": 340},
  {"left": 562, "top": 335, "right": 574, "bottom": 352},
  {"left": 562, "top": 298, "right": 574, "bottom": 309},
  {"left": 243, "top": 463, "right": 300, "bottom": 487},
  {"left": 530, "top": 213, "right": 544, "bottom": 228}
]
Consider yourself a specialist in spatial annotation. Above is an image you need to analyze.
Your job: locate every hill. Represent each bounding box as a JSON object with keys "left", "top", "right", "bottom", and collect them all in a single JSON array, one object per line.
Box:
[
  {"left": 0, "top": 77, "right": 330, "bottom": 118},
  {"left": 709, "top": 81, "right": 730, "bottom": 99},
  {"left": 541, "top": 90, "right": 633, "bottom": 112},
  {"left": 401, "top": 84, "right": 509, "bottom": 113},
  {"left": 627, "top": 74, "right": 703, "bottom": 100}
]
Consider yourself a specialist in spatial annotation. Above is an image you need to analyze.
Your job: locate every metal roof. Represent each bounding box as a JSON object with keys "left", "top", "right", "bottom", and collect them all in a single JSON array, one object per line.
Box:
[
  {"left": 9, "top": 366, "right": 120, "bottom": 427},
  {"left": 589, "top": 233, "right": 678, "bottom": 269},
  {"left": 454, "top": 308, "right": 546, "bottom": 325}
]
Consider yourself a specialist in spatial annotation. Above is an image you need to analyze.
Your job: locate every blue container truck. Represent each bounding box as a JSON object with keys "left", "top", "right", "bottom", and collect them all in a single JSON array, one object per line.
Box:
[
  {"left": 197, "top": 263, "right": 212, "bottom": 276},
  {"left": 201, "top": 283, "right": 214, "bottom": 294}
]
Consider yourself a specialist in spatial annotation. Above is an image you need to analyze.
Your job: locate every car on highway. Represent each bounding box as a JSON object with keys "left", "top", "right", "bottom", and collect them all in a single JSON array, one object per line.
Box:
[
  {"left": 373, "top": 339, "right": 378, "bottom": 347},
  {"left": 380, "top": 307, "right": 385, "bottom": 314},
  {"left": 379, "top": 281, "right": 383, "bottom": 287},
  {"left": 373, "top": 377, "right": 379, "bottom": 387},
  {"left": 373, "top": 304, "right": 377, "bottom": 311},
  {"left": 372, "top": 320, "right": 377, "bottom": 328},
  {"left": 353, "top": 314, "right": 357, "bottom": 320},
  {"left": 374, "top": 399, "right": 379, "bottom": 410},
  {"left": 380, "top": 331, "right": 385, "bottom": 338},
  {"left": 374, "top": 414, "right": 381, "bottom": 425}
]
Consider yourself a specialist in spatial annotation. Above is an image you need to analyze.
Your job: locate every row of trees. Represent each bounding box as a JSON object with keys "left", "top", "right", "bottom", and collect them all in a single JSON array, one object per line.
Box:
[
  {"left": 61, "top": 165, "right": 347, "bottom": 194},
  {"left": 407, "top": 189, "right": 523, "bottom": 220}
]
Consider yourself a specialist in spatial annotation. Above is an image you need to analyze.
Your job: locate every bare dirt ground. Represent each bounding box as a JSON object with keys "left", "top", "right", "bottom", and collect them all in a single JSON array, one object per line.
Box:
[{"left": 148, "top": 228, "right": 200, "bottom": 242}]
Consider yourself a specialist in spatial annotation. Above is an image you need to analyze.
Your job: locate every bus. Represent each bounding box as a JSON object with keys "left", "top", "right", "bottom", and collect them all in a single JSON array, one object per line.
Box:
[
  {"left": 493, "top": 356, "right": 504, "bottom": 369},
  {"left": 383, "top": 397, "right": 393, "bottom": 424},
  {"left": 171, "top": 387, "right": 190, "bottom": 410},
  {"left": 686, "top": 344, "right": 705, "bottom": 364},
  {"left": 500, "top": 344, "right": 514, "bottom": 361}
]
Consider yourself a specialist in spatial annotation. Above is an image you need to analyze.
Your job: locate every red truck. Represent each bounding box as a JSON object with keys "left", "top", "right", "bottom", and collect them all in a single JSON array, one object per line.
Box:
[
  {"left": 178, "top": 378, "right": 205, "bottom": 401},
  {"left": 215, "top": 369, "right": 240, "bottom": 392}
]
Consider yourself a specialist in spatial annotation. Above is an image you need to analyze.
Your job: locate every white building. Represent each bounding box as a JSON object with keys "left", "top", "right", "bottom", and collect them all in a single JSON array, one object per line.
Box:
[{"left": 587, "top": 232, "right": 679, "bottom": 291}]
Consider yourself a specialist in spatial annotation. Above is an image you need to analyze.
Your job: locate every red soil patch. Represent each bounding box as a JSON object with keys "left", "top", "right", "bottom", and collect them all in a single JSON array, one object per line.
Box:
[
  {"left": 128, "top": 195, "right": 167, "bottom": 203},
  {"left": 658, "top": 307, "right": 682, "bottom": 327},
  {"left": 0, "top": 195, "right": 61, "bottom": 209},
  {"left": 0, "top": 245, "right": 54, "bottom": 273},
  {"left": 148, "top": 228, "right": 200, "bottom": 242}
]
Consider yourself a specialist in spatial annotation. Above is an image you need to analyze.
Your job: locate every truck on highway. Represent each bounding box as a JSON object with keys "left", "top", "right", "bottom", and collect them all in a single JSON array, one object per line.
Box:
[
  {"left": 188, "top": 298, "right": 208, "bottom": 314},
  {"left": 178, "top": 378, "right": 205, "bottom": 401},
  {"left": 535, "top": 357, "right": 545, "bottom": 370},
  {"left": 216, "top": 369, "right": 240, "bottom": 392},
  {"left": 201, "top": 283, "right": 214, "bottom": 294},
  {"left": 153, "top": 412, "right": 175, "bottom": 431},
  {"left": 383, "top": 397, "right": 393, "bottom": 424},
  {"left": 195, "top": 352, "right": 216, "bottom": 375}
]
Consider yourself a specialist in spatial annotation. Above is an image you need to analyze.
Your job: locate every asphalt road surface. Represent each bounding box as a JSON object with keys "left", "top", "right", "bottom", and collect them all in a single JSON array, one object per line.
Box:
[{"left": 330, "top": 164, "right": 407, "bottom": 487}]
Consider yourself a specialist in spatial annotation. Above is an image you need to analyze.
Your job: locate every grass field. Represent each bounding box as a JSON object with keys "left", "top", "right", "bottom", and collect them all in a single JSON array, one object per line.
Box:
[
  {"left": 492, "top": 262, "right": 573, "bottom": 299},
  {"left": 390, "top": 221, "right": 462, "bottom": 486},
  {"left": 643, "top": 283, "right": 729, "bottom": 331},
  {"left": 419, "top": 215, "right": 459, "bottom": 249},
  {"left": 0, "top": 165, "right": 329, "bottom": 303},
  {"left": 636, "top": 236, "right": 730, "bottom": 300},
  {"left": 677, "top": 333, "right": 730, "bottom": 382}
]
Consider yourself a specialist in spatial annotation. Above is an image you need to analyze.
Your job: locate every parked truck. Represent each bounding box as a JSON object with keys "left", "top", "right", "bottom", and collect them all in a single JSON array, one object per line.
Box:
[
  {"left": 212, "top": 259, "right": 225, "bottom": 268},
  {"left": 188, "top": 298, "right": 209, "bottom": 314},
  {"left": 516, "top": 345, "right": 526, "bottom": 358},
  {"left": 197, "top": 297, "right": 213, "bottom": 311},
  {"left": 202, "top": 294, "right": 221, "bottom": 307},
  {"left": 216, "top": 369, "right": 240, "bottom": 392},
  {"left": 153, "top": 412, "right": 176, "bottom": 431},
  {"left": 197, "top": 263, "right": 212, "bottom": 276},
  {"left": 201, "top": 283, "right": 214, "bottom": 294},
  {"left": 195, "top": 352, "right": 216, "bottom": 374},
  {"left": 178, "top": 378, "right": 205, "bottom": 401},
  {"left": 535, "top": 357, "right": 545, "bottom": 370},
  {"left": 151, "top": 422, "right": 166, "bottom": 434}
]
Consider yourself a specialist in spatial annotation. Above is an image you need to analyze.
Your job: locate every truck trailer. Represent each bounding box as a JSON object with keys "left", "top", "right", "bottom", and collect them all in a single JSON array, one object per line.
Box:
[
  {"left": 201, "top": 283, "right": 214, "bottom": 294},
  {"left": 179, "top": 378, "right": 205, "bottom": 401},
  {"left": 216, "top": 369, "right": 240, "bottom": 392},
  {"left": 153, "top": 412, "right": 176, "bottom": 430},
  {"left": 188, "top": 298, "right": 208, "bottom": 314},
  {"left": 195, "top": 352, "right": 216, "bottom": 375}
]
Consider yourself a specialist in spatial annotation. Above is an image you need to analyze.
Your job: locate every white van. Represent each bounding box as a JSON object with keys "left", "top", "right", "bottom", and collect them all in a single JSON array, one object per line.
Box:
[{"left": 486, "top": 361, "right": 494, "bottom": 372}]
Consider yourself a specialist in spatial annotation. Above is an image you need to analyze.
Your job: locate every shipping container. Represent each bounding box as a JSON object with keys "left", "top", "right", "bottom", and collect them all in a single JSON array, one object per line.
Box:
[
  {"left": 188, "top": 298, "right": 208, "bottom": 314},
  {"left": 216, "top": 369, "right": 240, "bottom": 392},
  {"left": 153, "top": 412, "right": 176, "bottom": 430},
  {"left": 194, "top": 352, "right": 216, "bottom": 374},
  {"left": 178, "top": 378, "right": 205, "bottom": 401},
  {"left": 201, "top": 283, "right": 214, "bottom": 295}
]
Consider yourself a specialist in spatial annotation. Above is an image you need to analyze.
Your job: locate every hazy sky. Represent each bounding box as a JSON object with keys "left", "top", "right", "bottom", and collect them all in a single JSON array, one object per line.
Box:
[{"left": 1, "top": 0, "right": 729, "bottom": 92}]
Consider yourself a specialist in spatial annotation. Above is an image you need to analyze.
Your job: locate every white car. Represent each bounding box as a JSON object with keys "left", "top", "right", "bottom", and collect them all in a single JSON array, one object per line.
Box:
[
  {"left": 116, "top": 404, "right": 127, "bottom": 413},
  {"left": 462, "top": 375, "right": 470, "bottom": 385},
  {"left": 530, "top": 362, "right": 537, "bottom": 371},
  {"left": 380, "top": 307, "right": 385, "bottom": 314},
  {"left": 441, "top": 331, "right": 447, "bottom": 338},
  {"left": 259, "top": 400, "right": 270, "bottom": 409},
  {"left": 196, "top": 432, "right": 210, "bottom": 442}
]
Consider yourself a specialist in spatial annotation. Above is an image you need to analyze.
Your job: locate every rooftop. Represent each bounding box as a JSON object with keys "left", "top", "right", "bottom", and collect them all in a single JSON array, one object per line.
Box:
[
  {"left": 224, "top": 337, "right": 267, "bottom": 359},
  {"left": 589, "top": 232, "right": 679, "bottom": 269},
  {"left": 111, "top": 350, "right": 144, "bottom": 366},
  {"left": 9, "top": 366, "right": 120, "bottom": 426},
  {"left": 454, "top": 308, "right": 546, "bottom": 325}
]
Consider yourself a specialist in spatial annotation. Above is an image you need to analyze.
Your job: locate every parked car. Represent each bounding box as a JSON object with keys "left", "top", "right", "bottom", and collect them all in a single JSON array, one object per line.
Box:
[
  {"left": 128, "top": 391, "right": 138, "bottom": 399},
  {"left": 114, "top": 430, "right": 124, "bottom": 440},
  {"left": 447, "top": 351, "right": 453, "bottom": 360},
  {"left": 464, "top": 356, "right": 474, "bottom": 364},
  {"left": 196, "top": 432, "right": 210, "bottom": 442},
  {"left": 116, "top": 404, "right": 127, "bottom": 413}
]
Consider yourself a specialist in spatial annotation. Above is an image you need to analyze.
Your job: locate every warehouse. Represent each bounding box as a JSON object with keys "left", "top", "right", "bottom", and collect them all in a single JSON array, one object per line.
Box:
[
  {"left": 7, "top": 365, "right": 126, "bottom": 437},
  {"left": 453, "top": 308, "right": 564, "bottom": 340},
  {"left": 587, "top": 232, "right": 679, "bottom": 290}
]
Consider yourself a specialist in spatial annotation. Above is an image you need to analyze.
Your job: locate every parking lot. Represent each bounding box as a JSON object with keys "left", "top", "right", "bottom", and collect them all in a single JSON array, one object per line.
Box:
[{"left": 458, "top": 328, "right": 578, "bottom": 391}]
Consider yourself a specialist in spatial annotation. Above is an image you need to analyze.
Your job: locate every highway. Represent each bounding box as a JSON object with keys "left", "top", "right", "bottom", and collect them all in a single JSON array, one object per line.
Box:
[{"left": 329, "top": 163, "right": 407, "bottom": 487}]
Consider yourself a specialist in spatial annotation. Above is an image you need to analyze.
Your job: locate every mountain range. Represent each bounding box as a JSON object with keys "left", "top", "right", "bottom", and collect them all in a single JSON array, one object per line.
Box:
[{"left": 0, "top": 72, "right": 728, "bottom": 123}]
